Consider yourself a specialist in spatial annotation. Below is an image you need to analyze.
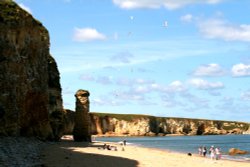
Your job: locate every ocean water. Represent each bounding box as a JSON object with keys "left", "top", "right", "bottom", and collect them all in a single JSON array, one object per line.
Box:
[{"left": 96, "top": 135, "right": 250, "bottom": 162}]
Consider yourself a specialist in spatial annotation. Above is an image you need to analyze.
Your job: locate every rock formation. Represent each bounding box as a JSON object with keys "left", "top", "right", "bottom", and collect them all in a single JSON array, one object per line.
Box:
[
  {"left": 73, "top": 90, "right": 91, "bottom": 142},
  {"left": 89, "top": 113, "right": 250, "bottom": 136},
  {"left": 229, "top": 148, "right": 248, "bottom": 155},
  {"left": 0, "top": 0, "right": 64, "bottom": 140}
]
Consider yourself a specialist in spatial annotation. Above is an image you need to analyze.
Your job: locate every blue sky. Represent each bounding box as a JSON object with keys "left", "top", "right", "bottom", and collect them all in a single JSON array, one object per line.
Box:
[{"left": 14, "top": 0, "right": 250, "bottom": 122}]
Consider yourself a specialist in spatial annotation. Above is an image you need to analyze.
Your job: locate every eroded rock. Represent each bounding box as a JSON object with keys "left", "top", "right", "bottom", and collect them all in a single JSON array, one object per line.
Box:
[
  {"left": 229, "top": 148, "right": 248, "bottom": 155},
  {"left": 73, "top": 90, "right": 91, "bottom": 142}
]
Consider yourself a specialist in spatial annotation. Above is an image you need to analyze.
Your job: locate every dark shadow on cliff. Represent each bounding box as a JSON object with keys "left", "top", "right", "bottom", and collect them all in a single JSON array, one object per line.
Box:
[{"left": 41, "top": 139, "right": 139, "bottom": 167}]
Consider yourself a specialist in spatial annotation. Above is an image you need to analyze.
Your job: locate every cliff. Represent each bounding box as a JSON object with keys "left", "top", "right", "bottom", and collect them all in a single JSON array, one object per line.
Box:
[
  {"left": 88, "top": 113, "right": 250, "bottom": 136},
  {"left": 243, "top": 127, "right": 250, "bottom": 134},
  {"left": 0, "top": 0, "right": 64, "bottom": 140},
  {"left": 63, "top": 111, "right": 250, "bottom": 136}
]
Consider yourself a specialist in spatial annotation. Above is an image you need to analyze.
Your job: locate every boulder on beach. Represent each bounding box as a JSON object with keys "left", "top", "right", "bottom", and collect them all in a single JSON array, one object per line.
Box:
[{"left": 228, "top": 148, "right": 248, "bottom": 155}]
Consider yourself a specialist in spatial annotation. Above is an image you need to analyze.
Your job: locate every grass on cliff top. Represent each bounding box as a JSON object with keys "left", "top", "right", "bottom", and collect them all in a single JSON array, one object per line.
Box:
[
  {"left": 0, "top": 0, "right": 14, "bottom": 5},
  {"left": 0, "top": 0, "right": 43, "bottom": 27},
  {"left": 0, "top": 0, "right": 19, "bottom": 20},
  {"left": 90, "top": 112, "right": 153, "bottom": 121},
  {"left": 90, "top": 112, "right": 213, "bottom": 122}
]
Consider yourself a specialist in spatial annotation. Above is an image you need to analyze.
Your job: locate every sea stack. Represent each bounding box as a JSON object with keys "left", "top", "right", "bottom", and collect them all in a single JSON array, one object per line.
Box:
[{"left": 73, "top": 89, "right": 91, "bottom": 142}]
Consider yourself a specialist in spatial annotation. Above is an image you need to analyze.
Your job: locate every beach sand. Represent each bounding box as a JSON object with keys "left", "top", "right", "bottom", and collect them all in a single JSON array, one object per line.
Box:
[{"left": 41, "top": 136, "right": 249, "bottom": 167}]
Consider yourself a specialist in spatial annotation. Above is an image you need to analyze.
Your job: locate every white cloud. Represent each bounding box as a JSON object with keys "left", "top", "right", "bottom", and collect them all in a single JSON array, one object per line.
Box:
[
  {"left": 231, "top": 63, "right": 250, "bottom": 77},
  {"left": 167, "top": 80, "right": 186, "bottom": 92},
  {"left": 112, "top": 0, "right": 223, "bottom": 10},
  {"left": 18, "top": 3, "right": 32, "bottom": 14},
  {"left": 92, "top": 98, "right": 106, "bottom": 105},
  {"left": 150, "top": 81, "right": 187, "bottom": 93},
  {"left": 112, "top": 90, "right": 145, "bottom": 102},
  {"left": 134, "top": 80, "right": 187, "bottom": 93},
  {"left": 189, "top": 78, "right": 224, "bottom": 90},
  {"left": 135, "top": 78, "right": 154, "bottom": 85},
  {"left": 150, "top": 83, "right": 161, "bottom": 90},
  {"left": 180, "top": 14, "right": 193, "bottom": 22},
  {"left": 192, "top": 63, "right": 225, "bottom": 77},
  {"left": 198, "top": 19, "right": 250, "bottom": 42},
  {"left": 73, "top": 27, "right": 106, "bottom": 42},
  {"left": 133, "top": 85, "right": 150, "bottom": 94},
  {"left": 92, "top": 97, "right": 121, "bottom": 106}
]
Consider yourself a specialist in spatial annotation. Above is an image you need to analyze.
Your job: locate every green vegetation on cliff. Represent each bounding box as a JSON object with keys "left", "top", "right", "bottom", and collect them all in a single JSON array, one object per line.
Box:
[
  {"left": 90, "top": 112, "right": 152, "bottom": 121},
  {"left": 0, "top": 0, "right": 43, "bottom": 27},
  {"left": 0, "top": 0, "right": 26, "bottom": 22}
]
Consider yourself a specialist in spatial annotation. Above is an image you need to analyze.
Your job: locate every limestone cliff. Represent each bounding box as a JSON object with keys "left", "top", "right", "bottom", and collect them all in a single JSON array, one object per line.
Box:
[
  {"left": 0, "top": 0, "right": 64, "bottom": 140},
  {"left": 243, "top": 126, "right": 250, "bottom": 134},
  {"left": 89, "top": 113, "right": 250, "bottom": 136},
  {"left": 63, "top": 111, "right": 250, "bottom": 136}
]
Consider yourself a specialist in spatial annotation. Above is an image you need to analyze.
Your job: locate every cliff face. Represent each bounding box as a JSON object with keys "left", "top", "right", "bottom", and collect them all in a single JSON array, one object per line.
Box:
[
  {"left": 89, "top": 113, "right": 250, "bottom": 136},
  {"left": 0, "top": 1, "right": 64, "bottom": 140},
  {"left": 90, "top": 115, "right": 151, "bottom": 136},
  {"left": 243, "top": 127, "right": 250, "bottom": 134},
  {"left": 48, "top": 55, "right": 64, "bottom": 141}
]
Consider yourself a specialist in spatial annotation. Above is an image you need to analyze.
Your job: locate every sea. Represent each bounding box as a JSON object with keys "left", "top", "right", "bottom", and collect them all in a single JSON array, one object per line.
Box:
[{"left": 96, "top": 134, "right": 250, "bottom": 162}]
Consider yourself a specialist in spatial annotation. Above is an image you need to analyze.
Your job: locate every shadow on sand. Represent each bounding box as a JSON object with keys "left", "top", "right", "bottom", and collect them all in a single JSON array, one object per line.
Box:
[{"left": 41, "top": 139, "right": 139, "bottom": 167}]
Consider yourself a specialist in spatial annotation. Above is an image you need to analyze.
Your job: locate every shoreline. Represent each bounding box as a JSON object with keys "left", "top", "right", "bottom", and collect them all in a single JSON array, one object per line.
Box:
[
  {"left": 41, "top": 136, "right": 250, "bottom": 167},
  {"left": 93, "top": 135, "right": 250, "bottom": 161},
  {"left": 68, "top": 135, "right": 250, "bottom": 163},
  {"left": 127, "top": 143, "right": 250, "bottom": 163},
  {"left": 110, "top": 140, "right": 250, "bottom": 163}
]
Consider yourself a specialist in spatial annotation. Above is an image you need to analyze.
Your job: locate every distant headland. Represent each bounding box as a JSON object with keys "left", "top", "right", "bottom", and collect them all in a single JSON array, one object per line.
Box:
[{"left": 64, "top": 110, "right": 250, "bottom": 137}]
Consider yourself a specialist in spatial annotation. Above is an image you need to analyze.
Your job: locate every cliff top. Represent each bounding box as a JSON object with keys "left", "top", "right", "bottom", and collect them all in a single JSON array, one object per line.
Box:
[
  {"left": 90, "top": 112, "right": 250, "bottom": 125},
  {"left": 0, "top": 0, "right": 46, "bottom": 33},
  {"left": 90, "top": 112, "right": 152, "bottom": 121}
]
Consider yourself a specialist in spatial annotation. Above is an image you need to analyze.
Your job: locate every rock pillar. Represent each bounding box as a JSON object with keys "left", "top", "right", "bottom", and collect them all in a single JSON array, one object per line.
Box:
[{"left": 73, "top": 90, "right": 91, "bottom": 142}]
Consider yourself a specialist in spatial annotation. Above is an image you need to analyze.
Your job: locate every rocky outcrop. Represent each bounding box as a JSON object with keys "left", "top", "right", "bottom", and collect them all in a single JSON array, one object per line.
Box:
[
  {"left": 73, "top": 90, "right": 91, "bottom": 142},
  {"left": 89, "top": 113, "right": 250, "bottom": 136},
  {"left": 0, "top": 1, "right": 64, "bottom": 140},
  {"left": 229, "top": 148, "right": 248, "bottom": 155}
]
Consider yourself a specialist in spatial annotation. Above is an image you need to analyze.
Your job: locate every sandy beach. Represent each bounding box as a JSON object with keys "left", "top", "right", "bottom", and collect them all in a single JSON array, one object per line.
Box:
[{"left": 41, "top": 136, "right": 250, "bottom": 167}]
